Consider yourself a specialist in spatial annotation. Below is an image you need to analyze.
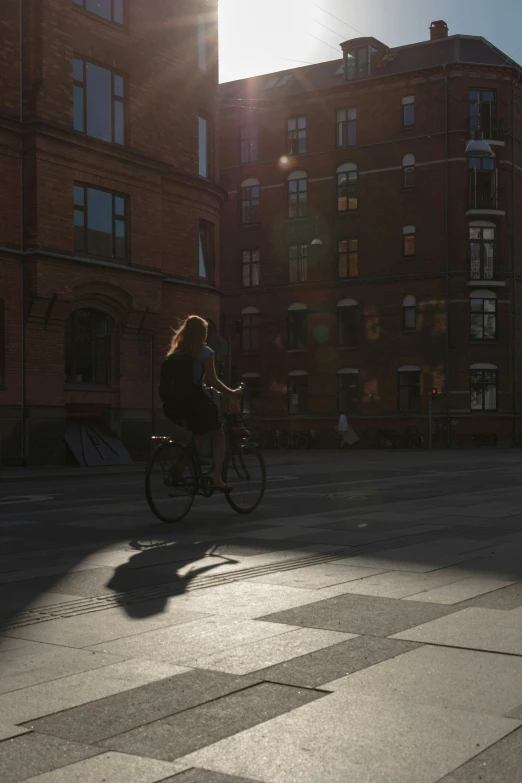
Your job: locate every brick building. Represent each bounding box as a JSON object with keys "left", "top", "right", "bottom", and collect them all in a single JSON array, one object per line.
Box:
[
  {"left": 0, "top": 0, "right": 223, "bottom": 465},
  {"left": 219, "top": 20, "right": 522, "bottom": 447}
]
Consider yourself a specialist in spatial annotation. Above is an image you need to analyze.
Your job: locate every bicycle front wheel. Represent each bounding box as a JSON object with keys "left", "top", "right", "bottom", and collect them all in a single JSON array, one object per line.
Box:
[
  {"left": 277, "top": 431, "right": 291, "bottom": 450},
  {"left": 224, "top": 446, "right": 266, "bottom": 514},
  {"left": 295, "top": 433, "right": 308, "bottom": 450},
  {"left": 145, "top": 440, "right": 197, "bottom": 523}
]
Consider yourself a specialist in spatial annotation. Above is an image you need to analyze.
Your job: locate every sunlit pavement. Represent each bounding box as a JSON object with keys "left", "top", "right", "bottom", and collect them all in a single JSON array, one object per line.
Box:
[{"left": 1, "top": 450, "right": 522, "bottom": 782}]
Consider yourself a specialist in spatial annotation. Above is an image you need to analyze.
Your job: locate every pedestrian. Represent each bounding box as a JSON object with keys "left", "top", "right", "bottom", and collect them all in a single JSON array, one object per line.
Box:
[{"left": 338, "top": 411, "right": 359, "bottom": 449}]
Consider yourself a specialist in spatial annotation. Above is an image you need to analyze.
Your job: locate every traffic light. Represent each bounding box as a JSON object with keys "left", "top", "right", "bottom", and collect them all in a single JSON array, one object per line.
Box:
[{"left": 431, "top": 388, "right": 438, "bottom": 399}]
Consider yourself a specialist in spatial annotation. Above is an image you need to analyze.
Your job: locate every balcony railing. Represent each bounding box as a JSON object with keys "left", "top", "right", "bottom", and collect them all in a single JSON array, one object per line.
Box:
[
  {"left": 468, "top": 116, "right": 505, "bottom": 141},
  {"left": 469, "top": 258, "right": 503, "bottom": 281},
  {"left": 468, "top": 186, "right": 504, "bottom": 211}
]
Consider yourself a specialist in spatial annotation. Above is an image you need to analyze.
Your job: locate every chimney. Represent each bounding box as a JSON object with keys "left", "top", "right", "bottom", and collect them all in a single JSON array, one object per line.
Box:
[{"left": 430, "top": 20, "right": 449, "bottom": 41}]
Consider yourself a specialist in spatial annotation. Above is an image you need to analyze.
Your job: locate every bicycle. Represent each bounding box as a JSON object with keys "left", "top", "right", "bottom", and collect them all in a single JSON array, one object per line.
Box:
[
  {"left": 145, "top": 415, "right": 266, "bottom": 523},
  {"left": 275, "top": 429, "right": 308, "bottom": 450},
  {"left": 402, "top": 426, "right": 424, "bottom": 449}
]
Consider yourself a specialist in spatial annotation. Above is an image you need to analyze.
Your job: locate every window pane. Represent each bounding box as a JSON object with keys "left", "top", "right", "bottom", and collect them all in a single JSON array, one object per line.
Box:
[
  {"left": 470, "top": 298, "right": 483, "bottom": 313},
  {"left": 347, "top": 122, "right": 356, "bottom": 146},
  {"left": 198, "top": 116, "right": 208, "bottom": 177},
  {"left": 115, "top": 219, "right": 125, "bottom": 258},
  {"left": 114, "top": 196, "right": 125, "bottom": 216},
  {"left": 337, "top": 109, "right": 346, "bottom": 122},
  {"left": 74, "top": 209, "right": 85, "bottom": 251},
  {"left": 74, "top": 185, "right": 85, "bottom": 206},
  {"left": 404, "top": 234, "right": 415, "bottom": 256},
  {"left": 484, "top": 299, "right": 496, "bottom": 312},
  {"left": 86, "top": 0, "right": 111, "bottom": 19},
  {"left": 87, "top": 188, "right": 113, "bottom": 257},
  {"left": 288, "top": 118, "right": 296, "bottom": 130},
  {"left": 483, "top": 228, "right": 495, "bottom": 241},
  {"left": 199, "top": 227, "right": 209, "bottom": 278},
  {"left": 73, "top": 58, "right": 84, "bottom": 82},
  {"left": 470, "top": 313, "right": 483, "bottom": 340},
  {"left": 114, "top": 74, "right": 124, "bottom": 98},
  {"left": 404, "top": 307, "right": 416, "bottom": 329},
  {"left": 403, "top": 104, "right": 415, "bottom": 126},
  {"left": 113, "top": 0, "right": 124, "bottom": 23},
  {"left": 73, "top": 85, "right": 84, "bottom": 132},
  {"left": 484, "top": 313, "right": 496, "bottom": 339},
  {"left": 484, "top": 382, "right": 497, "bottom": 410},
  {"left": 198, "top": 14, "right": 206, "bottom": 71},
  {"left": 86, "top": 62, "right": 112, "bottom": 142},
  {"left": 298, "top": 116, "right": 306, "bottom": 129},
  {"left": 252, "top": 261, "right": 260, "bottom": 286}
]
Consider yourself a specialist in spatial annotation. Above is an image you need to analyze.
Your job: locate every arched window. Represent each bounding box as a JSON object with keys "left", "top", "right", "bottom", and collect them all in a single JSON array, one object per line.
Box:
[
  {"left": 288, "top": 170, "right": 307, "bottom": 218},
  {"left": 470, "top": 289, "right": 497, "bottom": 341},
  {"left": 470, "top": 363, "right": 497, "bottom": 411},
  {"left": 403, "top": 225, "right": 416, "bottom": 257},
  {"left": 469, "top": 221, "right": 496, "bottom": 280},
  {"left": 402, "top": 154, "right": 415, "bottom": 189},
  {"left": 287, "top": 370, "right": 308, "bottom": 413},
  {"left": 338, "top": 368, "right": 358, "bottom": 413},
  {"left": 336, "top": 162, "right": 358, "bottom": 212},
  {"left": 288, "top": 302, "right": 307, "bottom": 350},
  {"left": 241, "top": 372, "right": 261, "bottom": 415},
  {"left": 337, "top": 299, "right": 358, "bottom": 348},
  {"left": 65, "top": 308, "right": 112, "bottom": 386},
  {"left": 403, "top": 295, "right": 417, "bottom": 330},
  {"left": 398, "top": 365, "right": 421, "bottom": 412},
  {"left": 240, "top": 178, "right": 260, "bottom": 225},
  {"left": 240, "top": 306, "right": 260, "bottom": 353}
]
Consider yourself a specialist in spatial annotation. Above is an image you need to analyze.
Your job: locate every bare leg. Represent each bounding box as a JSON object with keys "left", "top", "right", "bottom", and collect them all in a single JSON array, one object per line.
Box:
[{"left": 211, "top": 427, "right": 227, "bottom": 488}]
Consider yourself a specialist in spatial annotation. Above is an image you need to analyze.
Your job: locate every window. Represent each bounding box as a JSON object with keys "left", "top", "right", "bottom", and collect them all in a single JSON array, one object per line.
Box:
[
  {"left": 65, "top": 308, "right": 112, "bottom": 386},
  {"left": 403, "top": 295, "right": 416, "bottom": 330},
  {"left": 242, "top": 249, "right": 260, "bottom": 287},
  {"left": 337, "top": 108, "right": 356, "bottom": 147},
  {"left": 470, "top": 364, "right": 497, "bottom": 411},
  {"left": 73, "top": 0, "right": 124, "bottom": 24},
  {"left": 74, "top": 184, "right": 127, "bottom": 260},
  {"left": 288, "top": 371, "right": 308, "bottom": 414},
  {"left": 242, "top": 374, "right": 261, "bottom": 415},
  {"left": 469, "top": 223, "right": 496, "bottom": 279},
  {"left": 402, "top": 96, "right": 415, "bottom": 127},
  {"left": 198, "top": 116, "right": 209, "bottom": 178},
  {"left": 199, "top": 222, "right": 212, "bottom": 279},
  {"left": 0, "top": 299, "right": 4, "bottom": 388},
  {"left": 288, "top": 171, "right": 307, "bottom": 218},
  {"left": 338, "top": 300, "right": 358, "bottom": 348},
  {"left": 343, "top": 46, "right": 379, "bottom": 80},
  {"left": 240, "top": 179, "right": 260, "bottom": 224},
  {"left": 403, "top": 154, "right": 415, "bottom": 189},
  {"left": 398, "top": 367, "right": 421, "bottom": 412},
  {"left": 73, "top": 58, "right": 124, "bottom": 145},
  {"left": 338, "top": 239, "right": 358, "bottom": 279},
  {"left": 469, "top": 90, "right": 496, "bottom": 139},
  {"left": 336, "top": 162, "right": 358, "bottom": 212},
  {"left": 265, "top": 73, "right": 293, "bottom": 89},
  {"left": 403, "top": 226, "right": 416, "bottom": 257},
  {"left": 338, "top": 369, "right": 358, "bottom": 413},
  {"left": 468, "top": 157, "right": 498, "bottom": 210},
  {"left": 289, "top": 245, "right": 308, "bottom": 283},
  {"left": 288, "top": 303, "right": 307, "bottom": 350},
  {"left": 198, "top": 13, "right": 207, "bottom": 71},
  {"left": 240, "top": 125, "right": 259, "bottom": 164},
  {"left": 470, "top": 292, "right": 497, "bottom": 340},
  {"left": 287, "top": 116, "right": 306, "bottom": 155},
  {"left": 241, "top": 307, "right": 260, "bottom": 352}
]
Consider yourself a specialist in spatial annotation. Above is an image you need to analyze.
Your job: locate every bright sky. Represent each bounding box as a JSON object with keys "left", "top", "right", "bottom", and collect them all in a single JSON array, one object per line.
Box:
[{"left": 219, "top": 0, "right": 522, "bottom": 83}]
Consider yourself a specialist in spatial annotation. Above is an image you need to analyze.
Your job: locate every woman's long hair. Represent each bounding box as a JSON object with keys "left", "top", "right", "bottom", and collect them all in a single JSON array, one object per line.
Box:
[{"left": 167, "top": 315, "right": 208, "bottom": 359}]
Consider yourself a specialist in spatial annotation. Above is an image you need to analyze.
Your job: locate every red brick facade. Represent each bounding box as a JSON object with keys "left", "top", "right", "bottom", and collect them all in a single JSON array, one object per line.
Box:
[
  {"left": 219, "top": 26, "right": 522, "bottom": 447},
  {"left": 0, "top": 0, "right": 223, "bottom": 464}
]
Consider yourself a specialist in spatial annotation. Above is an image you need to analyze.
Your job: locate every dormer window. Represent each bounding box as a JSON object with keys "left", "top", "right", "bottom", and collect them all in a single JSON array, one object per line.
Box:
[{"left": 340, "top": 37, "right": 387, "bottom": 81}]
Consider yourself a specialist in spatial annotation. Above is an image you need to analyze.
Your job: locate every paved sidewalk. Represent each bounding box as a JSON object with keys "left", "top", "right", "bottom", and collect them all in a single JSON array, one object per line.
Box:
[{"left": 1, "top": 452, "right": 522, "bottom": 781}]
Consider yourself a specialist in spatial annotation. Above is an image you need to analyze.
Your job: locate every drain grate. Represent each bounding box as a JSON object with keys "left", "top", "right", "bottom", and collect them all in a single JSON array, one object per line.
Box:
[{"left": 0, "top": 525, "right": 501, "bottom": 630}]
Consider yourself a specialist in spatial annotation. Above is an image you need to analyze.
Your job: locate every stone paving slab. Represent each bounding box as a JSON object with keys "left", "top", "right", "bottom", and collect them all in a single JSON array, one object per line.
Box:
[
  {"left": 403, "top": 575, "right": 515, "bottom": 605},
  {"left": 89, "top": 616, "right": 298, "bottom": 666},
  {"left": 436, "top": 726, "right": 522, "bottom": 783},
  {"left": 0, "top": 644, "right": 122, "bottom": 694},
  {"left": 322, "top": 645, "right": 522, "bottom": 715},
  {"left": 25, "top": 670, "right": 259, "bottom": 745},
  {"left": 0, "top": 733, "right": 100, "bottom": 783},
  {"left": 160, "top": 770, "right": 261, "bottom": 783},
  {"left": 458, "top": 580, "right": 522, "bottom": 611},
  {"left": 334, "top": 539, "right": 491, "bottom": 573},
  {"left": 255, "top": 636, "right": 420, "bottom": 688},
  {"left": 177, "top": 691, "right": 520, "bottom": 783},
  {"left": 0, "top": 659, "right": 190, "bottom": 725},
  {"left": 0, "top": 591, "right": 84, "bottom": 613},
  {"left": 194, "top": 628, "right": 354, "bottom": 675},
  {"left": 393, "top": 607, "right": 522, "bottom": 655},
  {"left": 0, "top": 721, "right": 31, "bottom": 741},
  {"left": 328, "top": 567, "right": 475, "bottom": 599},
  {"left": 22, "top": 753, "right": 187, "bottom": 782},
  {"left": 100, "top": 682, "right": 325, "bottom": 761},
  {"left": 247, "top": 563, "right": 388, "bottom": 590},
  {"left": 4, "top": 604, "right": 206, "bottom": 648},
  {"left": 261, "top": 592, "right": 455, "bottom": 636}
]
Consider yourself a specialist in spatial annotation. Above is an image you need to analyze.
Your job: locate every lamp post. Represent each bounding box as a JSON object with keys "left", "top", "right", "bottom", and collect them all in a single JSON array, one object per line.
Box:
[{"left": 465, "top": 126, "right": 493, "bottom": 159}]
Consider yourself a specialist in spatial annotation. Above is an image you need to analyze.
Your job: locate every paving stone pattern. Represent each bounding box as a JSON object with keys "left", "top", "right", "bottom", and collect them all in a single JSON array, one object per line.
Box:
[{"left": 3, "top": 452, "right": 522, "bottom": 782}]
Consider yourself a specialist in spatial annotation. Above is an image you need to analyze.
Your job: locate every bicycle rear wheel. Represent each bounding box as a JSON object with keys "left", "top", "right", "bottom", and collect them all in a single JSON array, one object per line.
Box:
[
  {"left": 295, "top": 433, "right": 308, "bottom": 449},
  {"left": 277, "top": 431, "right": 291, "bottom": 450},
  {"left": 145, "top": 440, "right": 197, "bottom": 523},
  {"left": 224, "top": 446, "right": 266, "bottom": 514}
]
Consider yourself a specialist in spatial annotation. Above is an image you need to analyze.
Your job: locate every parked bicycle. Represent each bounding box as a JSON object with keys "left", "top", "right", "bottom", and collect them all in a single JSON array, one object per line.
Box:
[
  {"left": 275, "top": 429, "right": 309, "bottom": 450},
  {"left": 145, "top": 415, "right": 266, "bottom": 523},
  {"left": 401, "top": 426, "right": 424, "bottom": 449}
]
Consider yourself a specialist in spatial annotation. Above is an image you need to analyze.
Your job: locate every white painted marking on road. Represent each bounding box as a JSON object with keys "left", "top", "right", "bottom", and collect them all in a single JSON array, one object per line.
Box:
[{"left": 0, "top": 495, "right": 55, "bottom": 505}]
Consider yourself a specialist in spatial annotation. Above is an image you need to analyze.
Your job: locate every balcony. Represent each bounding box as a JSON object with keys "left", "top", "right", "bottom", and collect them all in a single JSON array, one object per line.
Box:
[
  {"left": 467, "top": 185, "right": 504, "bottom": 216},
  {"left": 468, "top": 258, "right": 504, "bottom": 285},
  {"left": 468, "top": 116, "right": 505, "bottom": 143}
]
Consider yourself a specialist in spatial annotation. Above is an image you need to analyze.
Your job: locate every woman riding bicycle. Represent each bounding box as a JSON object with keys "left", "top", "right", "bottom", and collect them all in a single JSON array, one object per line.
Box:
[{"left": 161, "top": 315, "right": 242, "bottom": 492}]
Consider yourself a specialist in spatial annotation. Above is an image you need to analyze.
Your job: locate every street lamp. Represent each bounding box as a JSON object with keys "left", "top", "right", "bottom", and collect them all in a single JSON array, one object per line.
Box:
[
  {"left": 465, "top": 126, "right": 493, "bottom": 159},
  {"left": 310, "top": 216, "right": 323, "bottom": 247}
]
